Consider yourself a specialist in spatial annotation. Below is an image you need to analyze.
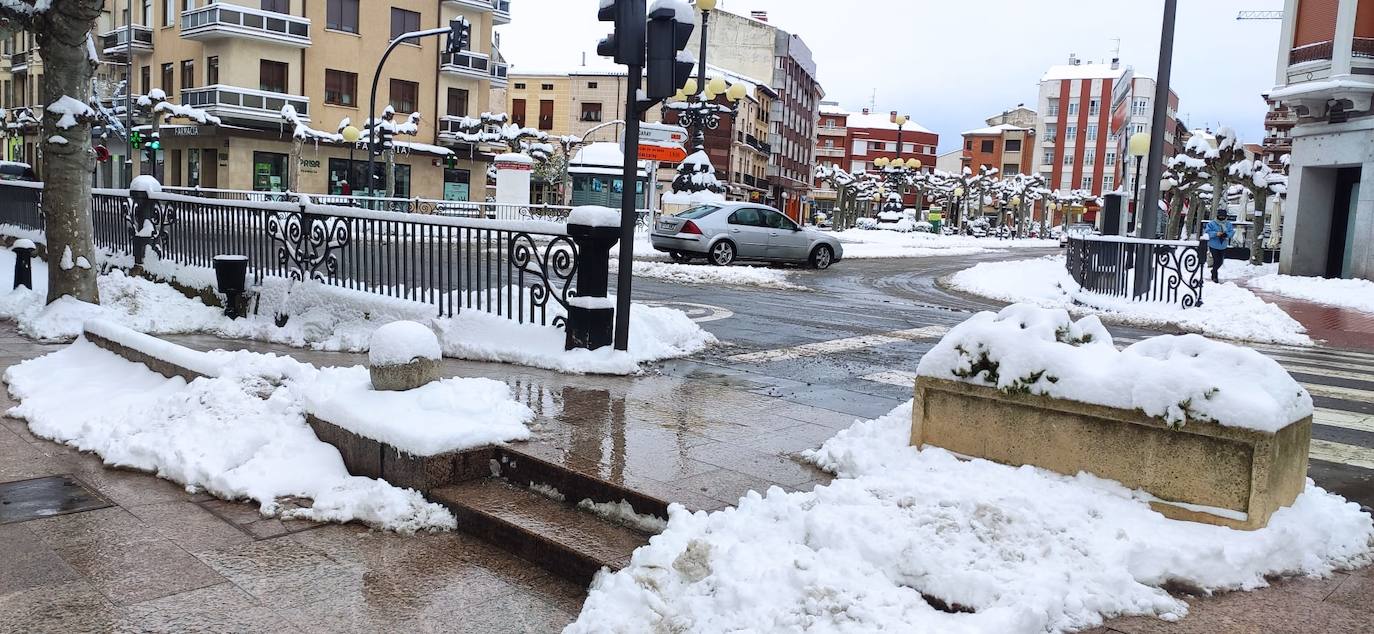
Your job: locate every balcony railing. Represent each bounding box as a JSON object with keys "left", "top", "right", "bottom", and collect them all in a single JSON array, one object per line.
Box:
[
  {"left": 1264, "top": 136, "right": 1294, "bottom": 149},
  {"left": 181, "top": 84, "right": 309, "bottom": 124},
  {"left": 1264, "top": 111, "right": 1297, "bottom": 126},
  {"left": 100, "top": 25, "right": 154, "bottom": 57},
  {"left": 815, "top": 147, "right": 844, "bottom": 158},
  {"left": 1355, "top": 37, "right": 1374, "bottom": 59},
  {"left": 181, "top": 3, "right": 310, "bottom": 48},
  {"left": 441, "top": 50, "right": 491, "bottom": 80},
  {"left": 1289, "top": 40, "right": 1333, "bottom": 65},
  {"left": 10, "top": 50, "right": 28, "bottom": 72}
]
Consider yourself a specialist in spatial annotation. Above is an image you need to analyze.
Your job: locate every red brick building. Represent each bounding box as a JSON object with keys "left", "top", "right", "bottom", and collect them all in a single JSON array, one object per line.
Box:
[{"left": 961, "top": 124, "right": 1035, "bottom": 176}]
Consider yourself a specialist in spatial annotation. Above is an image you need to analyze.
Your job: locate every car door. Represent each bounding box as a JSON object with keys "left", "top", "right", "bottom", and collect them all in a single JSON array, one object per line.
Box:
[
  {"left": 726, "top": 207, "right": 770, "bottom": 258},
  {"left": 762, "top": 210, "right": 810, "bottom": 261}
]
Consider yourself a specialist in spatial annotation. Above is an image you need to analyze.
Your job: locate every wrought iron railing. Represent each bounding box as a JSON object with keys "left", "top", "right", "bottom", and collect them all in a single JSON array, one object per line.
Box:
[
  {"left": 1289, "top": 40, "right": 1334, "bottom": 65},
  {"left": 0, "top": 183, "right": 579, "bottom": 326},
  {"left": 1355, "top": 37, "right": 1374, "bottom": 59},
  {"left": 1065, "top": 236, "right": 1205, "bottom": 308}
]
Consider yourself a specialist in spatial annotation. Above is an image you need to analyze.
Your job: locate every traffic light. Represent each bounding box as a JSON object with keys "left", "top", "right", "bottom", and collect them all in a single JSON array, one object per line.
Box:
[
  {"left": 130, "top": 130, "right": 143, "bottom": 150},
  {"left": 446, "top": 17, "right": 470, "bottom": 54},
  {"left": 646, "top": 4, "right": 696, "bottom": 101},
  {"left": 596, "top": 0, "right": 645, "bottom": 67},
  {"left": 148, "top": 138, "right": 161, "bottom": 151}
]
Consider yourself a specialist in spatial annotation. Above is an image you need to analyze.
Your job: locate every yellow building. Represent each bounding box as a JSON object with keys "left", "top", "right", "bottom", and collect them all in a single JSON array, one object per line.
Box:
[{"left": 3, "top": 0, "right": 513, "bottom": 200}]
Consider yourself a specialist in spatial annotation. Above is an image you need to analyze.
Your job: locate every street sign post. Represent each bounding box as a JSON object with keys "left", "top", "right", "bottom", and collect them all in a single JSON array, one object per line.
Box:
[
  {"left": 621, "top": 123, "right": 689, "bottom": 163},
  {"left": 637, "top": 144, "right": 687, "bottom": 163},
  {"left": 637, "top": 122, "right": 688, "bottom": 146}
]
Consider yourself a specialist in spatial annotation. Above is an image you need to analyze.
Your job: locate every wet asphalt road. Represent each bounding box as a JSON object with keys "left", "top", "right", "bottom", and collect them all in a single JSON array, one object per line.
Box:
[{"left": 616, "top": 249, "right": 1374, "bottom": 511}]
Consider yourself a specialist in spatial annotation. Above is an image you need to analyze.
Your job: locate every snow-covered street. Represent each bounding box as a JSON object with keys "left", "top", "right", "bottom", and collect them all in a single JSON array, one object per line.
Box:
[{"left": 824, "top": 228, "right": 1057, "bottom": 259}]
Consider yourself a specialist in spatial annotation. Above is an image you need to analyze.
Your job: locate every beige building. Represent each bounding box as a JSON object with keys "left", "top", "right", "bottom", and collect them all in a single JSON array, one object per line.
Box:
[
  {"left": 505, "top": 59, "right": 664, "bottom": 142},
  {"left": 3, "top": 0, "right": 513, "bottom": 200}
]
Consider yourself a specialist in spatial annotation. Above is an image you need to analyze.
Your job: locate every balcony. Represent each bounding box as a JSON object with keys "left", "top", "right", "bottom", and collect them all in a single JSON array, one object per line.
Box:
[
  {"left": 181, "top": 3, "right": 310, "bottom": 48},
  {"left": 181, "top": 84, "right": 309, "bottom": 124},
  {"left": 1264, "top": 110, "right": 1298, "bottom": 126},
  {"left": 441, "top": 50, "right": 494, "bottom": 82},
  {"left": 1355, "top": 37, "right": 1374, "bottom": 59},
  {"left": 1264, "top": 136, "right": 1294, "bottom": 150},
  {"left": 10, "top": 50, "right": 29, "bottom": 73},
  {"left": 1289, "top": 40, "right": 1333, "bottom": 65},
  {"left": 445, "top": 0, "right": 511, "bottom": 25},
  {"left": 100, "top": 24, "right": 153, "bottom": 58},
  {"left": 815, "top": 147, "right": 844, "bottom": 158}
]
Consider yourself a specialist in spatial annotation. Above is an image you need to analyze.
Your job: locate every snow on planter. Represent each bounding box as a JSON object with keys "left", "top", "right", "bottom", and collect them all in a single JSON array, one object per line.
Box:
[
  {"left": 915, "top": 303, "right": 1311, "bottom": 431},
  {"left": 567, "top": 402, "right": 1374, "bottom": 634}
]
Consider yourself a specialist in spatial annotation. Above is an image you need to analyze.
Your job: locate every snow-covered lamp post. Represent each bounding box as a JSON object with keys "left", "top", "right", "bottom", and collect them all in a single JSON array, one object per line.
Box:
[
  {"left": 341, "top": 124, "right": 361, "bottom": 194},
  {"left": 1127, "top": 132, "right": 1150, "bottom": 235}
]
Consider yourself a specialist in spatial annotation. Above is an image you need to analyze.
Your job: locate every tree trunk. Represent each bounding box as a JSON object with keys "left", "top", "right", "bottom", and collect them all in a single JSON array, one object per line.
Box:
[
  {"left": 37, "top": 1, "right": 104, "bottom": 305},
  {"left": 1249, "top": 191, "right": 1268, "bottom": 266}
]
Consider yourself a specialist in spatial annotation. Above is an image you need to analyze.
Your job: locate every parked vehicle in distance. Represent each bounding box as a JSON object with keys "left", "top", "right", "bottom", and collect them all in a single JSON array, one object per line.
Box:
[
  {"left": 0, "top": 161, "right": 38, "bottom": 182},
  {"left": 651, "top": 202, "right": 845, "bottom": 269},
  {"left": 1060, "top": 223, "right": 1097, "bottom": 247}
]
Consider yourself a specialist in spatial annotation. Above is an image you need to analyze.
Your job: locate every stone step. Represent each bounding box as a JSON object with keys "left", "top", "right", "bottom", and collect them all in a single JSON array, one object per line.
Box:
[
  {"left": 431, "top": 479, "right": 652, "bottom": 586},
  {"left": 494, "top": 446, "right": 670, "bottom": 520}
]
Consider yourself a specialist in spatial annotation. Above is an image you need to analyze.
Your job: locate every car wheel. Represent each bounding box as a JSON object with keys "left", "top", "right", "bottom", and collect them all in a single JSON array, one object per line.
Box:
[
  {"left": 669, "top": 251, "right": 692, "bottom": 263},
  {"left": 810, "top": 245, "right": 834, "bottom": 270},
  {"left": 709, "top": 241, "right": 736, "bottom": 266}
]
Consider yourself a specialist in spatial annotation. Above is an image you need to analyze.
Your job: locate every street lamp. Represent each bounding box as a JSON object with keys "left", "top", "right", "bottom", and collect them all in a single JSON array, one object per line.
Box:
[
  {"left": 341, "top": 125, "right": 361, "bottom": 195},
  {"left": 1127, "top": 132, "right": 1150, "bottom": 236}
]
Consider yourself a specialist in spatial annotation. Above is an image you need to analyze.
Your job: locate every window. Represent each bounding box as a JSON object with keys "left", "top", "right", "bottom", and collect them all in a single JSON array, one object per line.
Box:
[
  {"left": 541, "top": 83, "right": 554, "bottom": 91},
  {"left": 1004, "top": 139, "right": 1022, "bottom": 152},
  {"left": 259, "top": 60, "right": 287, "bottom": 93},
  {"left": 1105, "top": 152, "right": 1117, "bottom": 167},
  {"left": 728, "top": 207, "right": 765, "bottom": 226},
  {"left": 869, "top": 141, "right": 884, "bottom": 151},
  {"left": 964, "top": 139, "right": 972, "bottom": 150},
  {"left": 587, "top": 81, "right": 598, "bottom": 89},
  {"left": 1084, "top": 149, "right": 1095, "bottom": 166},
  {"left": 326, "top": 0, "right": 358, "bottom": 33},
  {"left": 1065, "top": 125, "right": 1076, "bottom": 140},
  {"left": 389, "top": 78, "right": 418, "bottom": 113},
  {"left": 1002, "top": 164, "right": 1019, "bottom": 176},
  {"left": 1132, "top": 97, "right": 1149, "bottom": 117},
  {"left": 160, "top": 62, "right": 174, "bottom": 94},
  {"left": 513, "top": 82, "right": 526, "bottom": 90},
  {"left": 1043, "top": 149, "right": 1054, "bottom": 164},
  {"left": 1046, "top": 98, "right": 1059, "bottom": 117},
  {"left": 853, "top": 140, "right": 868, "bottom": 154},
  {"left": 163, "top": 0, "right": 173, "bottom": 26},
  {"left": 183, "top": 0, "right": 195, "bottom": 11},
  {"left": 141, "top": 66, "right": 151, "bottom": 94},
  {"left": 1067, "top": 101, "right": 1079, "bottom": 116},
  {"left": 1088, "top": 99, "right": 1100, "bottom": 116},
  {"left": 261, "top": 0, "right": 287, "bottom": 12},
  {"left": 538, "top": 99, "right": 554, "bottom": 130},
  {"left": 206, "top": 56, "right": 218, "bottom": 84},
  {"left": 1045, "top": 123, "right": 1057, "bottom": 139},
  {"left": 325, "top": 69, "right": 357, "bottom": 106},
  {"left": 446, "top": 87, "right": 468, "bottom": 116},
  {"left": 580, "top": 102, "right": 602, "bottom": 122},
  {"left": 1134, "top": 123, "right": 1146, "bottom": 134},
  {"left": 1086, "top": 124, "right": 1097, "bottom": 141},
  {"left": 142, "top": 0, "right": 151, "bottom": 26},
  {"left": 511, "top": 98, "right": 526, "bottom": 127},
  {"left": 1081, "top": 176, "right": 1092, "bottom": 189},
  {"left": 1104, "top": 175, "right": 1115, "bottom": 190},
  {"left": 980, "top": 139, "right": 994, "bottom": 153},
  {"left": 180, "top": 59, "right": 193, "bottom": 90},
  {"left": 391, "top": 8, "right": 420, "bottom": 40},
  {"left": 1063, "top": 153, "right": 1074, "bottom": 165}
]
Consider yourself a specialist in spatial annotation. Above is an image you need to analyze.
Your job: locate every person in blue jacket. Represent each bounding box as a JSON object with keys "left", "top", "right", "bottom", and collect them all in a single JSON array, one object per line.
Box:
[{"left": 1204, "top": 212, "right": 1234, "bottom": 283}]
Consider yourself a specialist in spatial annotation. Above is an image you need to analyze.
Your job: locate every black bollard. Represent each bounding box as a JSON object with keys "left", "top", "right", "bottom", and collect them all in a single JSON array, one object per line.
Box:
[
  {"left": 11, "top": 239, "right": 35, "bottom": 290},
  {"left": 130, "top": 189, "right": 155, "bottom": 268},
  {"left": 213, "top": 255, "right": 250, "bottom": 319},
  {"left": 564, "top": 222, "right": 621, "bottom": 351}
]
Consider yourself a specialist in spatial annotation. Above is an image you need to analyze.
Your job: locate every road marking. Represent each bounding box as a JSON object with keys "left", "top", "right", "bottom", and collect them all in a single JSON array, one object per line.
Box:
[
  {"left": 861, "top": 370, "right": 919, "bottom": 388},
  {"left": 1311, "top": 439, "right": 1374, "bottom": 471},
  {"left": 1303, "top": 381, "right": 1374, "bottom": 403},
  {"left": 1280, "top": 362, "right": 1374, "bottom": 383},
  {"left": 1315, "top": 408, "right": 1374, "bottom": 435},
  {"left": 727, "top": 326, "right": 950, "bottom": 364},
  {"left": 639, "top": 301, "right": 734, "bottom": 323}
]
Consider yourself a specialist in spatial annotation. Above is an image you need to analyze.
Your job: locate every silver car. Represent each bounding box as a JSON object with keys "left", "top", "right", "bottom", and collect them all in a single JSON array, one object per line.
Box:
[{"left": 651, "top": 202, "right": 844, "bottom": 269}]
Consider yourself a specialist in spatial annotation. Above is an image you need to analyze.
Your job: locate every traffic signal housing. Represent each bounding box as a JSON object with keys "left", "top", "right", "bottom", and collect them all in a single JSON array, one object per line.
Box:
[
  {"left": 646, "top": 4, "right": 696, "bottom": 102},
  {"left": 597, "top": 0, "right": 645, "bottom": 67},
  {"left": 447, "top": 18, "right": 470, "bottom": 55}
]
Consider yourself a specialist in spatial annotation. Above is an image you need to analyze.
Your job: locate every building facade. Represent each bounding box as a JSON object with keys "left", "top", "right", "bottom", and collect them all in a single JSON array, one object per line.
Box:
[
  {"left": 1269, "top": 0, "right": 1374, "bottom": 280},
  {"left": 961, "top": 123, "right": 1034, "bottom": 176},
  {"left": 3, "top": 0, "right": 513, "bottom": 199},
  {"left": 1108, "top": 70, "right": 1179, "bottom": 202},
  {"left": 687, "top": 9, "right": 823, "bottom": 222},
  {"left": 1260, "top": 93, "right": 1298, "bottom": 171},
  {"left": 810, "top": 101, "right": 847, "bottom": 212}
]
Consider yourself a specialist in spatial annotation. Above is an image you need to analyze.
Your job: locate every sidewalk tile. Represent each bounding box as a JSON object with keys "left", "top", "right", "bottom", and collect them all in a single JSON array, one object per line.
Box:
[
  {"left": 0, "top": 580, "right": 122, "bottom": 634},
  {"left": 125, "top": 501, "right": 254, "bottom": 553},
  {"left": 117, "top": 582, "right": 292, "bottom": 633},
  {"left": 0, "top": 523, "right": 81, "bottom": 596}
]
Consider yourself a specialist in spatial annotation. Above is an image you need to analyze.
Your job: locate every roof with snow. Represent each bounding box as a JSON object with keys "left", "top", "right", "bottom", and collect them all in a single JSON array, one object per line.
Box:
[
  {"left": 819, "top": 102, "right": 849, "bottom": 116},
  {"left": 1040, "top": 63, "right": 1127, "bottom": 82},
  {"left": 846, "top": 111, "right": 932, "bottom": 134},
  {"left": 962, "top": 123, "right": 1031, "bottom": 136}
]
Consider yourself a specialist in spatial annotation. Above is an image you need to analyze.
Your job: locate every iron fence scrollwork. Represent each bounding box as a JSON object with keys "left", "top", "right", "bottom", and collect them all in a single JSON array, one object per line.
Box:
[
  {"left": 509, "top": 233, "right": 577, "bottom": 328},
  {"left": 268, "top": 209, "right": 352, "bottom": 282},
  {"left": 1065, "top": 236, "right": 1204, "bottom": 308}
]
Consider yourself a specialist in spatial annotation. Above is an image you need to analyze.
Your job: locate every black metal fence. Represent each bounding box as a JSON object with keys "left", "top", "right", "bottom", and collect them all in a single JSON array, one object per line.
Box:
[
  {"left": 1065, "top": 236, "right": 1205, "bottom": 308},
  {"left": 1, "top": 183, "right": 580, "bottom": 326}
]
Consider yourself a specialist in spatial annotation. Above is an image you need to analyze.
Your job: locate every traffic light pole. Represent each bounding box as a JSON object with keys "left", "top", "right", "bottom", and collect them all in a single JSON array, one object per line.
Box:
[
  {"left": 365, "top": 25, "right": 460, "bottom": 198},
  {"left": 613, "top": 67, "right": 642, "bottom": 352}
]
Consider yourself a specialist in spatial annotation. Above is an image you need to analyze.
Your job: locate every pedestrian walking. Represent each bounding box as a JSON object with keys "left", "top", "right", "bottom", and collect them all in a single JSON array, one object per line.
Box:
[{"left": 1204, "top": 212, "right": 1234, "bottom": 283}]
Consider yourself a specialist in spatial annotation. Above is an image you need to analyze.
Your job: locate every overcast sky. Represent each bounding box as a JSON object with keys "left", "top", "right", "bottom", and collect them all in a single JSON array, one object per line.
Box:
[{"left": 499, "top": 0, "right": 1284, "bottom": 153}]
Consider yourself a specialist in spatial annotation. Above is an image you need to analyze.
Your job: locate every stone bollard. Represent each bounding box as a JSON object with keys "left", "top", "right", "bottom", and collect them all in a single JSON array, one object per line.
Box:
[
  {"left": 565, "top": 206, "right": 622, "bottom": 351},
  {"left": 11, "top": 238, "right": 35, "bottom": 290},
  {"left": 368, "top": 321, "right": 442, "bottom": 391}
]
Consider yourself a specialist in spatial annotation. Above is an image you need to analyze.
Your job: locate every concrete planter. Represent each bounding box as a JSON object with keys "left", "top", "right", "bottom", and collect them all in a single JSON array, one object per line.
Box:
[{"left": 911, "top": 376, "right": 1311, "bottom": 530}]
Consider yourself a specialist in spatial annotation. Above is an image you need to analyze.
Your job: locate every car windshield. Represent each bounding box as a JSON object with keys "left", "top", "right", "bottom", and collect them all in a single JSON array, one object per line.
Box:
[{"left": 676, "top": 205, "right": 721, "bottom": 220}]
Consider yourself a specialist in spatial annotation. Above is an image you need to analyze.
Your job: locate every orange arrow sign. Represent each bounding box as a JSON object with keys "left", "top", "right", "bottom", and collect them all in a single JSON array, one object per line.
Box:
[{"left": 638, "top": 144, "right": 688, "bottom": 163}]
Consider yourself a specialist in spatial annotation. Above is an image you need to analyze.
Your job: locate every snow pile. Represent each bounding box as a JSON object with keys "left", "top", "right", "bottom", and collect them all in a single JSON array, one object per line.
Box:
[
  {"left": 4, "top": 339, "right": 455, "bottom": 533},
  {"left": 567, "top": 205, "right": 622, "bottom": 228},
  {"left": 301, "top": 366, "right": 533, "bottom": 456},
  {"left": 0, "top": 268, "right": 226, "bottom": 341},
  {"left": 1249, "top": 273, "right": 1374, "bottom": 314},
  {"left": 130, "top": 175, "right": 162, "bottom": 193},
  {"left": 948, "top": 256, "right": 1312, "bottom": 346},
  {"left": 568, "top": 402, "right": 1374, "bottom": 633},
  {"left": 826, "top": 228, "right": 1055, "bottom": 259},
  {"left": 628, "top": 260, "right": 805, "bottom": 290},
  {"left": 916, "top": 304, "right": 1312, "bottom": 431},
  {"left": 47, "top": 95, "right": 94, "bottom": 130},
  {"left": 368, "top": 320, "right": 440, "bottom": 366}
]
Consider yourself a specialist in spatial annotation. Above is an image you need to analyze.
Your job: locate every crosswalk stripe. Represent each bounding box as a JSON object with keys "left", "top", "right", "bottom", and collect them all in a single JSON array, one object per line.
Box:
[
  {"left": 861, "top": 370, "right": 919, "bottom": 387},
  {"left": 1278, "top": 362, "right": 1374, "bottom": 383},
  {"left": 1262, "top": 354, "right": 1374, "bottom": 376},
  {"left": 1315, "top": 408, "right": 1374, "bottom": 435},
  {"left": 1310, "top": 439, "right": 1374, "bottom": 471},
  {"left": 1304, "top": 381, "right": 1374, "bottom": 403},
  {"left": 727, "top": 326, "right": 950, "bottom": 364}
]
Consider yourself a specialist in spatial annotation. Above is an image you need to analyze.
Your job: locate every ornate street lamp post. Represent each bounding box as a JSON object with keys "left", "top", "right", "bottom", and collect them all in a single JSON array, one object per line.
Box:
[{"left": 1127, "top": 131, "right": 1151, "bottom": 236}]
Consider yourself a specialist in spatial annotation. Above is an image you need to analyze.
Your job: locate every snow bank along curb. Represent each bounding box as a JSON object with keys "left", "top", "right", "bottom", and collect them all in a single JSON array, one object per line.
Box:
[{"left": 912, "top": 305, "right": 1313, "bottom": 530}]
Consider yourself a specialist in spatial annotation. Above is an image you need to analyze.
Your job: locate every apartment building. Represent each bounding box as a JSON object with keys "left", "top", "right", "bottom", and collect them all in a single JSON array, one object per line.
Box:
[
  {"left": 810, "top": 101, "right": 848, "bottom": 212},
  {"left": 807, "top": 103, "right": 937, "bottom": 211},
  {"left": 1259, "top": 94, "right": 1297, "bottom": 171},
  {"left": 687, "top": 9, "right": 823, "bottom": 222},
  {"left": 1107, "top": 69, "right": 1179, "bottom": 200},
  {"left": 1035, "top": 55, "right": 1177, "bottom": 219},
  {"left": 1269, "top": 0, "right": 1374, "bottom": 280},
  {"left": 961, "top": 124, "right": 1034, "bottom": 176},
  {"left": 1, "top": 0, "right": 513, "bottom": 199},
  {"left": 505, "top": 58, "right": 664, "bottom": 141}
]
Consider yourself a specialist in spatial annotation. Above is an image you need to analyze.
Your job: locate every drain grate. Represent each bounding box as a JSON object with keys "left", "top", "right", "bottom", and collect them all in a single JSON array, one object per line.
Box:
[{"left": 0, "top": 474, "right": 112, "bottom": 524}]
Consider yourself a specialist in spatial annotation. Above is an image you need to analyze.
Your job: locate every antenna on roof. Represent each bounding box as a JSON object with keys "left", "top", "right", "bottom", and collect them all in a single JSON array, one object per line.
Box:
[{"left": 869, "top": 89, "right": 877, "bottom": 112}]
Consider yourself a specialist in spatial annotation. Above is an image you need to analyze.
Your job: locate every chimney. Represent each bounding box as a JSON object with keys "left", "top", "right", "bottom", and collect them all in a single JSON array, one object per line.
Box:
[
  {"left": 751, "top": 10, "right": 768, "bottom": 22},
  {"left": 1069, "top": 53, "right": 1079, "bottom": 66},
  {"left": 1110, "top": 57, "right": 1120, "bottom": 70},
  {"left": 581, "top": 52, "right": 586, "bottom": 67},
  {"left": 862, "top": 108, "right": 870, "bottom": 115}
]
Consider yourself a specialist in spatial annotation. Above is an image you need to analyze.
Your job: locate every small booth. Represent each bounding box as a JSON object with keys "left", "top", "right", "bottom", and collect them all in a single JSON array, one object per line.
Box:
[{"left": 569, "top": 142, "right": 649, "bottom": 209}]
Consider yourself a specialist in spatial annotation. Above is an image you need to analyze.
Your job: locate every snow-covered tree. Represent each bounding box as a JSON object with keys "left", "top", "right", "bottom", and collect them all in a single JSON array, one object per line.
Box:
[
  {"left": 1229, "top": 155, "right": 1288, "bottom": 265},
  {"left": 815, "top": 164, "right": 878, "bottom": 230},
  {"left": 0, "top": 0, "right": 106, "bottom": 303},
  {"left": 995, "top": 173, "right": 1049, "bottom": 238}
]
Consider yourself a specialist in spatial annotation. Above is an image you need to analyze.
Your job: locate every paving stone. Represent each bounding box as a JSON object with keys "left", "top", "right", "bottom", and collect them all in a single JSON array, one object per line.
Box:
[
  {"left": 0, "top": 523, "right": 82, "bottom": 596},
  {"left": 0, "top": 580, "right": 123, "bottom": 633},
  {"left": 124, "top": 501, "right": 253, "bottom": 553}
]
